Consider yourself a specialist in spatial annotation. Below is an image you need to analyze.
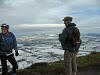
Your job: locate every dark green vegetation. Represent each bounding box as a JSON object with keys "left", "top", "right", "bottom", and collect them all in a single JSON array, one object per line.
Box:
[{"left": 9, "top": 52, "right": 100, "bottom": 75}]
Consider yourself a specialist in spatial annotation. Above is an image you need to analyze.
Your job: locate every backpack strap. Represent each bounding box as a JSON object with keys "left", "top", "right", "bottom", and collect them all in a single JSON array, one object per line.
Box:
[{"left": 0, "top": 33, "right": 3, "bottom": 40}]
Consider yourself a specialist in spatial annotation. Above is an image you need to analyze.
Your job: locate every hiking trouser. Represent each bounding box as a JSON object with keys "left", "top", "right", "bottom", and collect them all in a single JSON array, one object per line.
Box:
[
  {"left": 64, "top": 50, "right": 77, "bottom": 75},
  {"left": 0, "top": 54, "right": 18, "bottom": 75}
]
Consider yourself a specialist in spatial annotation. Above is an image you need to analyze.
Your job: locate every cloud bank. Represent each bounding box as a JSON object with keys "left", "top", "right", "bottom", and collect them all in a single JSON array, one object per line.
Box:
[{"left": 0, "top": 0, "right": 100, "bottom": 31}]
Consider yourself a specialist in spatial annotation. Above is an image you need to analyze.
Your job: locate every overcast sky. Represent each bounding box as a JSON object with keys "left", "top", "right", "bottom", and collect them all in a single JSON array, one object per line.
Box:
[{"left": 0, "top": 0, "right": 100, "bottom": 30}]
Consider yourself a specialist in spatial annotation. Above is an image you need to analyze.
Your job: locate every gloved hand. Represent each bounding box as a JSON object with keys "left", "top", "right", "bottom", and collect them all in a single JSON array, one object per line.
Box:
[{"left": 15, "top": 51, "right": 19, "bottom": 56}]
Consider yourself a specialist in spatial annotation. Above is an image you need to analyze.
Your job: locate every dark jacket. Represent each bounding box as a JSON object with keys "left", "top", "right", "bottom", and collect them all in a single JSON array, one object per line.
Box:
[
  {"left": 59, "top": 23, "right": 81, "bottom": 52},
  {"left": 0, "top": 32, "right": 18, "bottom": 55}
]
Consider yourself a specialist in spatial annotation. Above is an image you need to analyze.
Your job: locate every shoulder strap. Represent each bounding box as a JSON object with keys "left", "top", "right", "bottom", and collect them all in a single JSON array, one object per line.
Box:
[
  {"left": 8, "top": 32, "right": 14, "bottom": 37},
  {"left": 0, "top": 33, "right": 3, "bottom": 42},
  {"left": 67, "top": 26, "right": 75, "bottom": 38},
  {"left": 72, "top": 27, "right": 80, "bottom": 42}
]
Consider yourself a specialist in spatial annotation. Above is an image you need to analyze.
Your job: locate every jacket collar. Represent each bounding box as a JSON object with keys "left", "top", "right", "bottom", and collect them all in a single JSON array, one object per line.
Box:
[{"left": 66, "top": 23, "right": 76, "bottom": 28}]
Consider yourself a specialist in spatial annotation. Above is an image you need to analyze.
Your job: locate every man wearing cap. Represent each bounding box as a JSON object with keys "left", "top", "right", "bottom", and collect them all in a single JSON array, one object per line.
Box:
[
  {"left": 0, "top": 24, "right": 19, "bottom": 75},
  {"left": 59, "top": 16, "right": 80, "bottom": 75}
]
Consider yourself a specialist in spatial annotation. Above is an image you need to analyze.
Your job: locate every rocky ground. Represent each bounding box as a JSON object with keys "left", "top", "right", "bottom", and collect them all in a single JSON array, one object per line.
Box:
[{"left": 78, "top": 64, "right": 100, "bottom": 75}]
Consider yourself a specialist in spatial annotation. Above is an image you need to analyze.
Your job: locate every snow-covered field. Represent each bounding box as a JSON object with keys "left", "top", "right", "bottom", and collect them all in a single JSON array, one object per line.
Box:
[
  {"left": 1, "top": 33, "right": 99, "bottom": 70},
  {"left": 0, "top": 26, "right": 100, "bottom": 70}
]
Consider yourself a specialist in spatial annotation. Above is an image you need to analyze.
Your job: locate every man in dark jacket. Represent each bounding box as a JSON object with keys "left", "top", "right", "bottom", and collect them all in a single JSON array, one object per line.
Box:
[
  {"left": 0, "top": 24, "right": 19, "bottom": 75},
  {"left": 59, "top": 16, "right": 81, "bottom": 75}
]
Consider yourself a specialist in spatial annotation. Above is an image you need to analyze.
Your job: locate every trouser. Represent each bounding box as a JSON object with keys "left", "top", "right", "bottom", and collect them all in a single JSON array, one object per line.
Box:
[
  {"left": 0, "top": 54, "right": 18, "bottom": 75},
  {"left": 64, "top": 50, "right": 77, "bottom": 75}
]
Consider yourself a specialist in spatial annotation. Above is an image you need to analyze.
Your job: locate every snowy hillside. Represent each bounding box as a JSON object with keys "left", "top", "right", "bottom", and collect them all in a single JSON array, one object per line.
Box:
[{"left": 0, "top": 33, "right": 100, "bottom": 70}]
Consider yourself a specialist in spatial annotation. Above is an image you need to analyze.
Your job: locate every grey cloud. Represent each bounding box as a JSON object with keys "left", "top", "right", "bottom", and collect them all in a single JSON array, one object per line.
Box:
[
  {"left": 0, "top": 0, "right": 100, "bottom": 26},
  {"left": 0, "top": 0, "right": 64, "bottom": 25}
]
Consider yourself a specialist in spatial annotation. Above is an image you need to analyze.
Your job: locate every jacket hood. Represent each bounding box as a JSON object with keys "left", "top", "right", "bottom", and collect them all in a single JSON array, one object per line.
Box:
[{"left": 66, "top": 23, "right": 76, "bottom": 28}]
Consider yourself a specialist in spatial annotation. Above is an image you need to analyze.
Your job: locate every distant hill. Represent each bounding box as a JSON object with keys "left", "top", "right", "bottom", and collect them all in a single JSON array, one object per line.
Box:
[{"left": 85, "top": 33, "right": 100, "bottom": 37}]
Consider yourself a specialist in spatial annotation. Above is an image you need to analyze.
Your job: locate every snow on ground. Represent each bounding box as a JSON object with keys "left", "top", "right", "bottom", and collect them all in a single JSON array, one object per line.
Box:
[{"left": 0, "top": 34, "right": 100, "bottom": 70}]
